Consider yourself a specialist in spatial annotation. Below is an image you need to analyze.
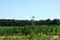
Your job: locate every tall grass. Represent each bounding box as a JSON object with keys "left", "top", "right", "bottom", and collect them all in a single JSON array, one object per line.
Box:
[
  {"left": 0, "top": 25, "right": 60, "bottom": 36},
  {"left": 0, "top": 25, "right": 60, "bottom": 40}
]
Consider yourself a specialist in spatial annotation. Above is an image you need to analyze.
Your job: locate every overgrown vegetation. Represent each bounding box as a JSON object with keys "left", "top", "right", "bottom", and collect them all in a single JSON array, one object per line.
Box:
[
  {"left": 0, "top": 25, "right": 60, "bottom": 36},
  {"left": 0, "top": 19, "right": 60, "bottom": 40},
  {"left": 0, "top": 25, "right": 60, "bottom": 40}
]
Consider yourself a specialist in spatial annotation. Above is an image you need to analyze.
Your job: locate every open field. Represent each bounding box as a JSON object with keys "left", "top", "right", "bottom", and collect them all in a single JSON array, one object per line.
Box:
[{"left": 0, "top": 25, "right": 60, "bottom": 40}]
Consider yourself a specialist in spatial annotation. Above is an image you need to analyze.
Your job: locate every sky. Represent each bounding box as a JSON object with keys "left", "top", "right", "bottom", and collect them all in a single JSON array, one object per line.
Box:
[{"left": 0, "top": 0, "right": 60, "bottom": 20}]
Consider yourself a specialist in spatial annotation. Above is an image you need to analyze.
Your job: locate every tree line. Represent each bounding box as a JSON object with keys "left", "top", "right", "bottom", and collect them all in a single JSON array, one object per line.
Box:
[{"left": 0, "top": 19, "right": 60, "bottom": 26}]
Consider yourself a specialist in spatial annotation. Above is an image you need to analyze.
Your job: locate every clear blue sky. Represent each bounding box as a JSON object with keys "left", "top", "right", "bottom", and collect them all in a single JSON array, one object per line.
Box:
[{"left": 0, "top": 0, "right": 60, "bottom": 20}]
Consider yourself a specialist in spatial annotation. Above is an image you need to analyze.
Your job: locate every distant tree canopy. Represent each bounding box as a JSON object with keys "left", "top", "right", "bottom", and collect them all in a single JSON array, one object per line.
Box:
[{"left": 0, "top": 19, "right": 60, "bottom": 26}]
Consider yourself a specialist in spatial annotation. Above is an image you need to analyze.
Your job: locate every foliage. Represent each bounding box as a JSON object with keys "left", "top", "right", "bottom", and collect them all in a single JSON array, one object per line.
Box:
[
  {"left": 0, "top": 25, "right": 60, "bottom": 40},
  {"left": 0, "top": 19, "right": 60, "bottom": 26},
  {"left": 0, "top": 25, "right": 60, "bottom": 36}
]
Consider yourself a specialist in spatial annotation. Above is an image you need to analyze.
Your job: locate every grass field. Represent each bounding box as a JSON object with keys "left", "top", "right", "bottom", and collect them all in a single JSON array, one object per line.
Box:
[{"left": 0, "top": 25, "right": 60, "bottom": 40}]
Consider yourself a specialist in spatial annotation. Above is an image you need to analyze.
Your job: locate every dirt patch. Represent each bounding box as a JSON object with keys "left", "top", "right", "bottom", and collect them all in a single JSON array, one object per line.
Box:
[{"left": 50, "top": 35, "right": 59, "bottom": 40}]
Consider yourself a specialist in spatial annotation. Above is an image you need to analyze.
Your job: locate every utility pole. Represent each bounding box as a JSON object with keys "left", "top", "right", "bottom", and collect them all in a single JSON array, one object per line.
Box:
[{"left": 31, "top": 16, "right": 35, "bottom": 27}]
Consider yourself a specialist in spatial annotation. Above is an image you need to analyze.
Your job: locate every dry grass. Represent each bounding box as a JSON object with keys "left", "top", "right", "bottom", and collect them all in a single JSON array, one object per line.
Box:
[{"left": 50, "top": 35, "right": 59, "bottom": 40}]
